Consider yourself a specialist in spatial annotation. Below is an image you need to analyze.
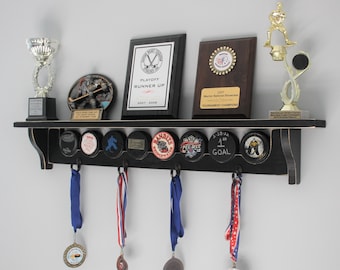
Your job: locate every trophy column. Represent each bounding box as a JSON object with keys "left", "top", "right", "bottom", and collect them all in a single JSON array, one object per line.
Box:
[{"left": 26, "top": 37, "right": 59, "bottom": 120}]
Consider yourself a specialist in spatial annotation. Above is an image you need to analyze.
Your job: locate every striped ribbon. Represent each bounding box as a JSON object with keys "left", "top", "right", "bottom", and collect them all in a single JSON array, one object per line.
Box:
[
  {"left": 116, "top": 168, "right": 128, "bottom": 249},
  {"left": 225, "top": 172, "right": 242, "bottom": 264}
]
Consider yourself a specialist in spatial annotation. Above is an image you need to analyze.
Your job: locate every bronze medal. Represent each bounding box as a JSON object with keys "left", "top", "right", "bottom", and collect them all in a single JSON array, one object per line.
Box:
[
  {"left": 116, "top": 254, "right": 128, "bottom": 270},
  {"left": 163, "top": 257, "right": 184, "bottom": 270}
]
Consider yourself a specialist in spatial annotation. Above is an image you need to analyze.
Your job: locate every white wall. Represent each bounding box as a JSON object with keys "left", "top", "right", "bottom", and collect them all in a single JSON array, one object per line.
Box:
[{"left": 1, "top": 0, "right": 339, "bottom": 269}]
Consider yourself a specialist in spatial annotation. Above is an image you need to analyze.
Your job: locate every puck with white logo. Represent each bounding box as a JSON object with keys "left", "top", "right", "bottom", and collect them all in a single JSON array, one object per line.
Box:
[
  {"left": 151, "top": 131, "right": 178, "bottom": 161},
  {"left": 179, "top": 131, "right": 207, "bottom": 162},
  {"left": 240, "top": 131, "right": 270, "bottom": 164},
  {"left": 102, "top": 130, "right": 126, "bottom": 159},
  {"left": 126, "top": 131, "right": 151, "bottom": 160},
  {"left": 80, "top": 131, "right": 101, "bottom": 157},
  {"left": 208, "top": 130, "right": 238, "bottom": 163},
  {"left": 59, "top": 130, "right": 80, "bottom": 157}
]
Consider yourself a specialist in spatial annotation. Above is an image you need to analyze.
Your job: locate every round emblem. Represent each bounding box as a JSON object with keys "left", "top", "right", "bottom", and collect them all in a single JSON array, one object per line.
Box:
[
  {"left": 63, "top": 242, "right": 86, "bottom": 268},
  {"left": 67, "top": 74, "right": 116, "bottom": 113},
  {"left": 208, "top": 130, "right": 238, "bottom": 163},
  {"left": 60, "top": 130, "right": 80, "bottom": 157},
  {"left": 240, "top": 131, "right": 270, "bottom": 164},
  {"left": 151, "top": 131, "right": 177, "bottom": 161},
  {"left": 179, "top": 131, "right": 207, "bottom": 162},
  {"left": 141, "top": 48, "right": 163, "bottom": 74},
  {"left": 81, "top": 131, "right": 101, "bottom": 157},
  {"left": 102, "top": 130, "right": 126, "bottom": 159},
  {"left": 209, "top": 46, "right": 236, "bottom": 75},
  {"left": 126, "top": 131, "right": 151, "bottom": 160}
]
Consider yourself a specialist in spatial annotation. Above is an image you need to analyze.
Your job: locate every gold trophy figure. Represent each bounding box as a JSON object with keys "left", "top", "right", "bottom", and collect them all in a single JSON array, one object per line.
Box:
[{"left": 265, "top": 2, "right": 310, "bottom": 119}]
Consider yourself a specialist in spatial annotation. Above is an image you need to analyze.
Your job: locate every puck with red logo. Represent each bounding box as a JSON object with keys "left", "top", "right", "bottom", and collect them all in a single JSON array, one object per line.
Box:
[
  {"left": 179, "top": 131, "right": 207, "bottom": 162},
  {"left": 208, "top": 130, "right": 238, "bottom": 163},
  {"left": 81, "top": 130, "right": 102, "bottom": 157},
  {"left": 151, "top": 131, "right": 178, "bottom": 161}
]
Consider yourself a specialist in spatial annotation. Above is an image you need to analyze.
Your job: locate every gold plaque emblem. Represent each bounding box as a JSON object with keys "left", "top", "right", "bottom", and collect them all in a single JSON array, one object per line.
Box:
[{"left": 209, "top": 46, "right": 236, "bottom": 75}]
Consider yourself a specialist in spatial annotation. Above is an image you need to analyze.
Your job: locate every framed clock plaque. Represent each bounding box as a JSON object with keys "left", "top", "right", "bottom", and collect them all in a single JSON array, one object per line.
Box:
[
  {"left": 192, "top": 37, "right": 257, "bottom": 119},
  {"left": 121, "top": 34, "right": 186, "bottom": 119}
]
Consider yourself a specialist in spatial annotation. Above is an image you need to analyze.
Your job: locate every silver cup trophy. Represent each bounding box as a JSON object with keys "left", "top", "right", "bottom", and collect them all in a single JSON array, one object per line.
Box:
[{"left": 26, "top": 37, "right": 59, "bottom": 120}]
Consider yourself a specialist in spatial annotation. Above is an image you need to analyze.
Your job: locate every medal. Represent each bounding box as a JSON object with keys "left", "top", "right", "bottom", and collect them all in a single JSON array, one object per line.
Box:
[
  {"left": 163, "top": 169, "right": 184, "bottom": 270},
  {"left": 225, "top": 171, "right": 242, "bottom": 270},
  {"left": 116, "top": 166, "right": 129, "bottom": 270},
  {"left": 116, "top": 254, "right": 128, "bottom": 270},
  {"left": 163, "top": 255, "right": 184, "bottom": 270},
  {"left": 64, "top": 161, "right": 87, "bottom": 268},
  {"left": 64, "top": 239, "right": 87, "bottom": 268}
]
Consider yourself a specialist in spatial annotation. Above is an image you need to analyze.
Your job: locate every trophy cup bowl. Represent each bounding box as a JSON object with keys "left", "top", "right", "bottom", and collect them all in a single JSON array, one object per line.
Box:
[{"left": 26, "top": 37, "right": 59, "bottom": 120}]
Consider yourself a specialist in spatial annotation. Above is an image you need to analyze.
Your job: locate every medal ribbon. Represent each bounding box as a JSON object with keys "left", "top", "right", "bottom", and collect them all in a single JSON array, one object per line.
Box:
[
  {"left": 170, "top": 172, "right": 184, "bottom": 252},
  {"left": 116, "top": 168, "right": 128, "bottom": 249},
  {"left": 70, "top": 167, "right": 83, "bottom": 233},
  {"left": 225, "top": 172, "right": 242, "bottom": 263}
]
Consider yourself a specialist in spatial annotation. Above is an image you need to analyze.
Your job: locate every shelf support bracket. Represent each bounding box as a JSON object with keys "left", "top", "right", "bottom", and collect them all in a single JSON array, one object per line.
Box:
[
  {"left": 280, "top": 129, "right": 301, "bottom": 184},
  {"left": 28, "top": 128, "right": 53, "bottom": 170}
]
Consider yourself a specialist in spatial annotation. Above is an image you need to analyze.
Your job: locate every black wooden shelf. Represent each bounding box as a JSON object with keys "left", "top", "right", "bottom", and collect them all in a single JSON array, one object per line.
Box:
[
  {"left": 13, "top": 119, "right": 326, "bottom": 185},
  {"left": 14, "top": 118, "right": 326, "bottom": 129}
]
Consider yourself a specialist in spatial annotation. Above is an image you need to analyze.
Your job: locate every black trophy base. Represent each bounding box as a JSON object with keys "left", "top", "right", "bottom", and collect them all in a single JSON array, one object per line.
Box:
[{"left": 26, "top": 97, "right": 58, "bottom": 121}]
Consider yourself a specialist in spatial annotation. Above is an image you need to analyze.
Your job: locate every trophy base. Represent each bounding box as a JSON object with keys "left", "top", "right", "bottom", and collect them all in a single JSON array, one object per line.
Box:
[
  {"left": 269, "top": 110, "right": 310, "bottom": 120},
  {"left": 26, "top": 97, "right": 58, "bottom": 121}
]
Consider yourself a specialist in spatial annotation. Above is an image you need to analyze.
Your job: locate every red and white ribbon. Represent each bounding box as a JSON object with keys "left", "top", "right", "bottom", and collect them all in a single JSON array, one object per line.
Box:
[
  {"left": 116, "top": 168, "right": 128, "bottom": 249},
  {"left": 225, "top": 172, "right": 242, "bottom": 264}
]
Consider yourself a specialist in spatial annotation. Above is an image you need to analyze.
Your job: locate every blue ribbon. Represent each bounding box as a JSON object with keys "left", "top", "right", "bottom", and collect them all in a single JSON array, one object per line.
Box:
[
  {"left": 70, "top": 168, "right": 82, "bottom": 232},
  {"left": 170, "top": 174, "right": 184, "bottom": 251}
]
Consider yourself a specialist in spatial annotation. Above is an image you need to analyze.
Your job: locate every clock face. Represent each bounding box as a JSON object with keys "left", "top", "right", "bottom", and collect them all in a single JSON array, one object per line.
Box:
[
  {"left": 141, "top": 48, "right": 163, "bottom": 74},
  {"left": 240, "top": 131, "right": 270, "bottom": 164},
  {"left": 68, "top": 74, "right": 116, "bottom": 111},
  {"left": 63, "top": 243, "right": 86, "bottom": 267}
]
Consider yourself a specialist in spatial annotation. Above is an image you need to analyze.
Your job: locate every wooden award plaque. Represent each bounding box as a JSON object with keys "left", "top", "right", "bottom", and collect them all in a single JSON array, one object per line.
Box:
[{"left": 192, "top": 37, "right": 257, "bottom": 119}]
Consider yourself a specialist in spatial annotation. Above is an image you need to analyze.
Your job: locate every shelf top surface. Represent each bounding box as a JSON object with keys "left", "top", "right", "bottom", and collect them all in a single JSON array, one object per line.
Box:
[{"left": 14, "top": 118, "right": 326, "bottom": 129}]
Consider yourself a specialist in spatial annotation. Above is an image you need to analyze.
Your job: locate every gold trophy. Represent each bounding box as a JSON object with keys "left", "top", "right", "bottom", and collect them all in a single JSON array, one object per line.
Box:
[{"left": 265, "top": 2, "right": 310, "bottom": 119}]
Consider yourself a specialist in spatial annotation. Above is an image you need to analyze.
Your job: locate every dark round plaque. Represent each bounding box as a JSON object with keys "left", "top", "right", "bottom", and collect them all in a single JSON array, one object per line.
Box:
[
  {"left": 80, "top": 130, "right": 102, "bottom": 157},
  {"left": 151, "top": 131, "right": 178, "bottom": 161},
  {"left": 67, "top": 74, "right": 116, "bottom": 114},
  {"left": 102, "top": 130, "right": 126, "bottom": 159},
  {"left": 126, "top": 131, "right": 151, "bottom": 160},
  {"left": 292, "top": 53, "right": 309, "bottom": 70},
  {"left": 59, "top": 130, "right": 80, "bottom": 157},
  {"left": 240, "top": 131, "right": 270, "bottom": 164},
  {"left": 208, "top": 130, "right": 238, "bottom": 163},
  {"left": 179, "top": 130, "right": 207, "bottom": 162}
]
